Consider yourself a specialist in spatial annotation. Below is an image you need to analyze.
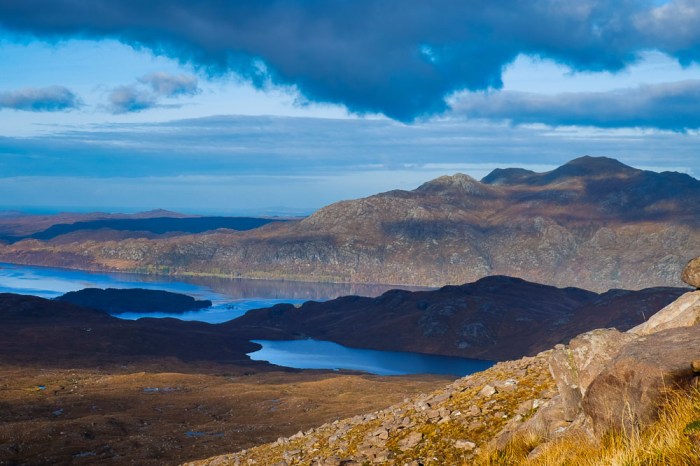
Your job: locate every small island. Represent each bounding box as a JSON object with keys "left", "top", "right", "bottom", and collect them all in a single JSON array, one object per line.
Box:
[{"left": 56, "top": 288, "right": 212, "bottom": 314}]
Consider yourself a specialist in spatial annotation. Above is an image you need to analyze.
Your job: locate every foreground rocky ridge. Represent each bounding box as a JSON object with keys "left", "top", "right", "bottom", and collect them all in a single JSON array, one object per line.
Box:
[
  {"left": 190, "top": 259, "right": 700, "bottom": 465},
  {"left": 1, "top": 157, "right": 699, "bottom": 291}
]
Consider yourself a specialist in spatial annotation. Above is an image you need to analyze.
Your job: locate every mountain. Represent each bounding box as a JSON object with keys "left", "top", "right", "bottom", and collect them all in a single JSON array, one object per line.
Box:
[
  {"left": 0, "top": 157, "right": 698, "bottom": 291},
  {"left": 228, "top": 276, "right": 686, "bottom": 361}
]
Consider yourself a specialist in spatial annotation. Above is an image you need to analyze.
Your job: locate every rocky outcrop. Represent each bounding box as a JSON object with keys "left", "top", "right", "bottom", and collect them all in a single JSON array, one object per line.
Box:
[
  {"left": 541, "top": 283, "right": 700, "bottom": 438},
  {"left": 583, "top": 325, "right": 700, "bottom": 434},
  {"left": 683, "top": 256, "right": 700, "bottom": 288},
  {"left": 548, "top": 329, "right": 637, "bottom": 421}
]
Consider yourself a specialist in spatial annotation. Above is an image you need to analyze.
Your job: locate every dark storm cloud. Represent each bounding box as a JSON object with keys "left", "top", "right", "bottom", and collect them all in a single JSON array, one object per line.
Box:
[
  {"left": 108, "top": 72, "right": 199, "bottom": 113},
  {"left": 1, "top": 1, "right": 699, "bottom": 121},
  {"left": 453, "top": 80, "right": 700, "bottom": 131},
  {"left": 0, "top": 86, "right": 80, "bottom": 112}
]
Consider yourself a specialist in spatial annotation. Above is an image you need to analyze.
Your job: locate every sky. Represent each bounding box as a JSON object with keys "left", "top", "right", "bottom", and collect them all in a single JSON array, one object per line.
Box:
[{"left": 0, "top": 0, "right": 699, "bottom": 215}]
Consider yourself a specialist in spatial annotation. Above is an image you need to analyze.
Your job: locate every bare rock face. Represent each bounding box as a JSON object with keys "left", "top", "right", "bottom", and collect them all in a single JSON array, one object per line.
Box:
[
  {"left": 582, "top": 324, "right": 700, "bottom": 434},
  {"left": 629, "top": 291, "right": 700, "bottom": 336},
  {"left": 568, "top": 329, "right": 638, "bottom": 396},
  {"left": 549, "top": 347, "right": 583, "bottom": 422},
  {"left": 682, "top": 256, "right": 700, "bottom": 288},
  {"left": 548, "top": 329, "right": 637, "bottom": 421}
]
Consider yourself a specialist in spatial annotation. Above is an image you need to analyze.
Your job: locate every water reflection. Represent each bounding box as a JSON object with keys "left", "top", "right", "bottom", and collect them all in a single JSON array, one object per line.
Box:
[{"left": 180, "top": 274, "right": 430, "bottom": 301}]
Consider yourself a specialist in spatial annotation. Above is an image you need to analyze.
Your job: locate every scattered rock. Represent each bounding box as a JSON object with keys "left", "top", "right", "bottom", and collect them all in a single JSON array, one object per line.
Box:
[
  {"left": 424, "top": 409, "right": 441, "bottom": 421},
  {"left": 454, "top": 440, "right": 476, "bottom": 450},
  {"left": 398, "top": 431, "right": 423, "bottom": 450},
  {"left": 466, "top": 405, "right": 481, "bottom": 416},
  {"left": 187, "top": 284, "right": 700, "bottom": 466},
  {"left": 515, "top": 399, "right": 535, "bottom": 416},
  {"left": 478, "top": 384, "right": 497, "bottom": 397}
]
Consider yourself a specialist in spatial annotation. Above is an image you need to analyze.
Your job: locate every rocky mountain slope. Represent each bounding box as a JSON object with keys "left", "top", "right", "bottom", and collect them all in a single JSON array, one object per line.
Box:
[
  {"left": 189, "top": 258, "right": 700, "bottom": 465},
  {"left": 229, "top": 276, "right": 686, "bottom": 361},
  {"left": 0, "top": 157, "right": 697, "bottom": 291}
]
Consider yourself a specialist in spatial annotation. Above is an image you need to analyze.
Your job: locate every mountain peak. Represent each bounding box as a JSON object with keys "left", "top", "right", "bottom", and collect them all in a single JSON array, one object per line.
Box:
[
  {"left": 481, "top": 167, "right": 536, "bottom": 185},
  {"left": 415, "top": 173, "right": 486, "bottom": 196},
  {"left": 557, "top": 155, "right": 637, "bottom": 176},
  {"left": 482, "top": 156, "right": 639, "bottom": 186}
]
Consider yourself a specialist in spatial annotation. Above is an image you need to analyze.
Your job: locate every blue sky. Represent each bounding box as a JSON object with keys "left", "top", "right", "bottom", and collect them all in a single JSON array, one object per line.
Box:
[{"left": 0, "top": 1, "right": 699, "bottom": 215}]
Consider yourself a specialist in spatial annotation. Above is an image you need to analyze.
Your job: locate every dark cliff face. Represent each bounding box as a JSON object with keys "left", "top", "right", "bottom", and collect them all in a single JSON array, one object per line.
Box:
[
  {"left": 228, "top": 276, "right": 687, "bottom": 361},
  {"left": 1, "top": 156, "right": 698, "bottom": 291}
]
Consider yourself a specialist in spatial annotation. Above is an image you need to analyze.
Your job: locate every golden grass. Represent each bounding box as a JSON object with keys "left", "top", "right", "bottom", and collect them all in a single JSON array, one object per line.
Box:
[{"left": 478, "top": 387, "right": 700, "bottom": 466}]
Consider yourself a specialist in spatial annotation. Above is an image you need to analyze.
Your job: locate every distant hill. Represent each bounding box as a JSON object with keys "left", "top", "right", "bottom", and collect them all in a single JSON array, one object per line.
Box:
[
  {"left": 0, "top": 156, "right": 698, "bottom": 291},
  {"left": 228, "top": 275, "right": 686, "bottom": 361},
  {"left": 0, "top": 216, "right": 285, "bottom": 243},
  {"left": 0, "top": 209, "right": 197, "bottom": 238},
  {"left": 56, "top": 287, "right": 212, "bottom": 314}
]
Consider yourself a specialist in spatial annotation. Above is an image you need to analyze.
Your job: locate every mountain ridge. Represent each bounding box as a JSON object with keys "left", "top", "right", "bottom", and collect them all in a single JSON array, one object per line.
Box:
[
  {"left": 0, "top": 156, "right": 697, "bottom": 291},
  {"left": 228, "top": 275, "right": 686, "bottom": 361}
]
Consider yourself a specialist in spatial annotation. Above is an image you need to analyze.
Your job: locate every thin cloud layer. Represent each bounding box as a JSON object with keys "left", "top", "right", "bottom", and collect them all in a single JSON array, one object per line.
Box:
[
  {"left": 108, "top": 72, "right": 199, "bottom": 113},
  {"left": 139, "top": 72, "right": 199, "bottom": 98},
  {"left": 0, "top": 86, "right": 80, "bottom": 112},
  {"left": 453, "top": 80, "right": 700, "bottom": 131},
  {"left": 1, "top": 1, "right": 699, "bottom": 121}
]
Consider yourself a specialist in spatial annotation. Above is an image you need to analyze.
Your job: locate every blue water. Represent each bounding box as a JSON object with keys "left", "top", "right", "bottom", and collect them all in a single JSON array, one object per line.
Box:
[
  {"left": 0, "top": 262, "right": 307, "bottom": 323},
  {"left": 248, "top": 339, "right": 493, "bottom": 376},
  {"left": 0, "top": 262, "right": 427, "bottom": 323}
]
